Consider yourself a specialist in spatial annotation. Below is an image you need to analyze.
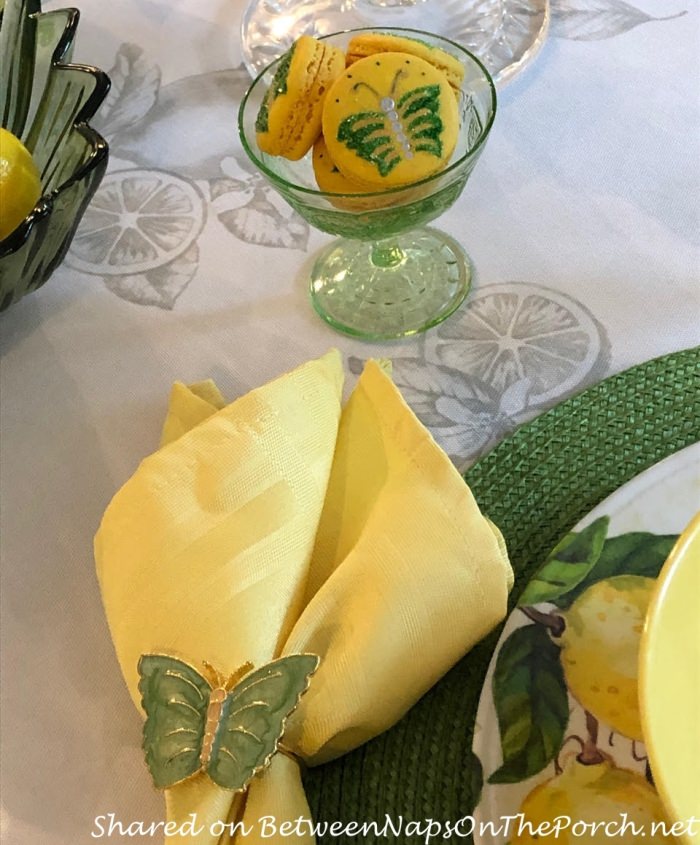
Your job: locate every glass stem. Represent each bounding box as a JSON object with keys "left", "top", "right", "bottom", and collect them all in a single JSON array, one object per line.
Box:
[{"left": 371, "top": 238, "right": 406, "bottom": 268}]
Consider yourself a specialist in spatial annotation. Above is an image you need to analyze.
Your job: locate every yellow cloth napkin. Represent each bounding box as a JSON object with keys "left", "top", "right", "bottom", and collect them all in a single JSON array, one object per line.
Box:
[{"left": 95, "top": 351, "right": 512, "bottom": 844}]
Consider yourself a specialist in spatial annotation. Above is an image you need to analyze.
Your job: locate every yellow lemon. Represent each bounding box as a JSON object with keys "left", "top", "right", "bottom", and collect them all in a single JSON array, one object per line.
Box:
[
  {"left": 559, "top": 575, "right": 655, "bottom": 741},
  {"left": 0, "top": 128, "right": 42, "bottom": 241},
  {"left": 512, "top": 758, "right": 678, "bottom": 844}
]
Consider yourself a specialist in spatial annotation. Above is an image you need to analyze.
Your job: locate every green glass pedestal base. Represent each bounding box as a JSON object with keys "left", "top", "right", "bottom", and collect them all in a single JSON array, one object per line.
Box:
[{"left": 309, "top": 228, "right": 471, "bottom": 341}]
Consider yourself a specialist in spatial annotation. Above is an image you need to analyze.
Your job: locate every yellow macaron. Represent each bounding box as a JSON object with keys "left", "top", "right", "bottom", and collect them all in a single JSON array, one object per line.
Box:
[
  {"left": 312, "top": 134, "right": 404, "bottom": 210},
  {"left": 322, "top": 52, "right": 459, "bottom": 188},
  {"left": 313, "top": 134, "right": 367, "bottom": 194},
  {"left": 346, "top": 32, "right": 465, "bottom": 94},
  {"left": 255, "top": 35, "right": 345, "bottom": 161}
]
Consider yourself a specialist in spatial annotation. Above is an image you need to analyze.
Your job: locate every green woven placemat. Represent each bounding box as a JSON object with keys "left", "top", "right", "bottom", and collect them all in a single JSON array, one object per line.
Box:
[{"left": 304, "top": 345, "right": 700, "bottom": 842}]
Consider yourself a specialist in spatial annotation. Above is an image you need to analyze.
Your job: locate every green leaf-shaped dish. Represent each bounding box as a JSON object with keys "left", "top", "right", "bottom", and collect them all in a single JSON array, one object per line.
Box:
[{"left": 0, "top": 0, "right": 110, "bottom": 310}]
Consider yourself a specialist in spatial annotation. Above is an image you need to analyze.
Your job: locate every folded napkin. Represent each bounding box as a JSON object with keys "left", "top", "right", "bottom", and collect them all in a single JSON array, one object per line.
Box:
[{"left": 95, "top": 351, "right": 512, "bottom": 844}]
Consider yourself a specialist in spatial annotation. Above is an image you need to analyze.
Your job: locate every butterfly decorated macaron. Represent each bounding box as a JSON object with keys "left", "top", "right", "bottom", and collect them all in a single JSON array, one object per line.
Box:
[
  {"left": 138, "top": 653, "right": 319, "bottom": 791},
  {"left": 322, "top": 52, "right": 459, "bottom": 188}
]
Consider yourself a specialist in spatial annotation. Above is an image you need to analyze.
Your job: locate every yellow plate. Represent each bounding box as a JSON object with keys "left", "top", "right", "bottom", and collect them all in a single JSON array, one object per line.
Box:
[{"left": 640, "top": 512, "right": 700, "bottom": 843}]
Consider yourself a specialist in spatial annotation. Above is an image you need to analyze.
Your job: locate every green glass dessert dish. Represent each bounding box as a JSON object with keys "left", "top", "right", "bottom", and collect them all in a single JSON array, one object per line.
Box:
[
  {"left": 0, "top": 0, "right": 109, "bottom": 312},
  {"left": 239, "top": 28, "right": 496, "bottom": 340}
]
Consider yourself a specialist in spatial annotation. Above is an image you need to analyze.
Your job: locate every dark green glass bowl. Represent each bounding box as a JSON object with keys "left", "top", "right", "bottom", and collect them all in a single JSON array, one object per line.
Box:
[{"left": 0, "top": 0, "right": 109, "bottom": 311}]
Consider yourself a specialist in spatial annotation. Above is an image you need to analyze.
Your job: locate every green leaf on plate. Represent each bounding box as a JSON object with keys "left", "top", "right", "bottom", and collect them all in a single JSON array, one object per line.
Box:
[
  {"left": 488, "top": 624, "right": 569, "bottom": 785},
  {"left": 518, "top": 517, "right": 609, "bottom": 607},
  {"left": 555, "top": 531, "right": 678, "bottom": 607}
]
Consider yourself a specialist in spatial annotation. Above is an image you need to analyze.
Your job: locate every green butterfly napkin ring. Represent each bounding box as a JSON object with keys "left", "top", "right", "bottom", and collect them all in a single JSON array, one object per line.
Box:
[{"left": 138, "top": 653, "right": 320, "bottom": 791}]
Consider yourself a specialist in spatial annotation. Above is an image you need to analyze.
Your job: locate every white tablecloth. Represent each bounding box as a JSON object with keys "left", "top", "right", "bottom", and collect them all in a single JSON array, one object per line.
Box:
[{"left": 1, "top": 0, "right": 698, "bottom": 841}]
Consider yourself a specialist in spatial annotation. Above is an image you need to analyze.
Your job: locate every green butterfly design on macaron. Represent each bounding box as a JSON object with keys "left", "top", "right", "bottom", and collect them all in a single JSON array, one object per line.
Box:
[{"left": 322, "top": 52, "right": 459, "bottom": 188}]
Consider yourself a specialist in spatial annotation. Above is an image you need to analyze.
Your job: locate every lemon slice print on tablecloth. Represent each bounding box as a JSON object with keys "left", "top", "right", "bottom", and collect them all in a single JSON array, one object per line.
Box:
[
  {"left": 68, "top": 169, "right": 205, "bottom": 276},
  {"left": 424, "top": 283, "right": 608, "bottom": 406}
]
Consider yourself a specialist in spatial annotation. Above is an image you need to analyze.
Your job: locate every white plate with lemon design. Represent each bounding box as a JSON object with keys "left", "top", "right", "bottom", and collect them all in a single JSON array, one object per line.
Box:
[{"left": 472, "top": 441, "right": 700, "bottom": 844}]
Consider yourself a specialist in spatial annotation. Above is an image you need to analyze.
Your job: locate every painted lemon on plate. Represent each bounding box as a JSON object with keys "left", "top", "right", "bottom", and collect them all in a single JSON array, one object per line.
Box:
[
  {"left": 558, "top": 575, "right": 655, "bottom": 741},
  {"left": 511, "top": 757, "right": 678, "bottom": 843},
  {"left": 0, "top": 128, "right": 42, "bottom": 241}
]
